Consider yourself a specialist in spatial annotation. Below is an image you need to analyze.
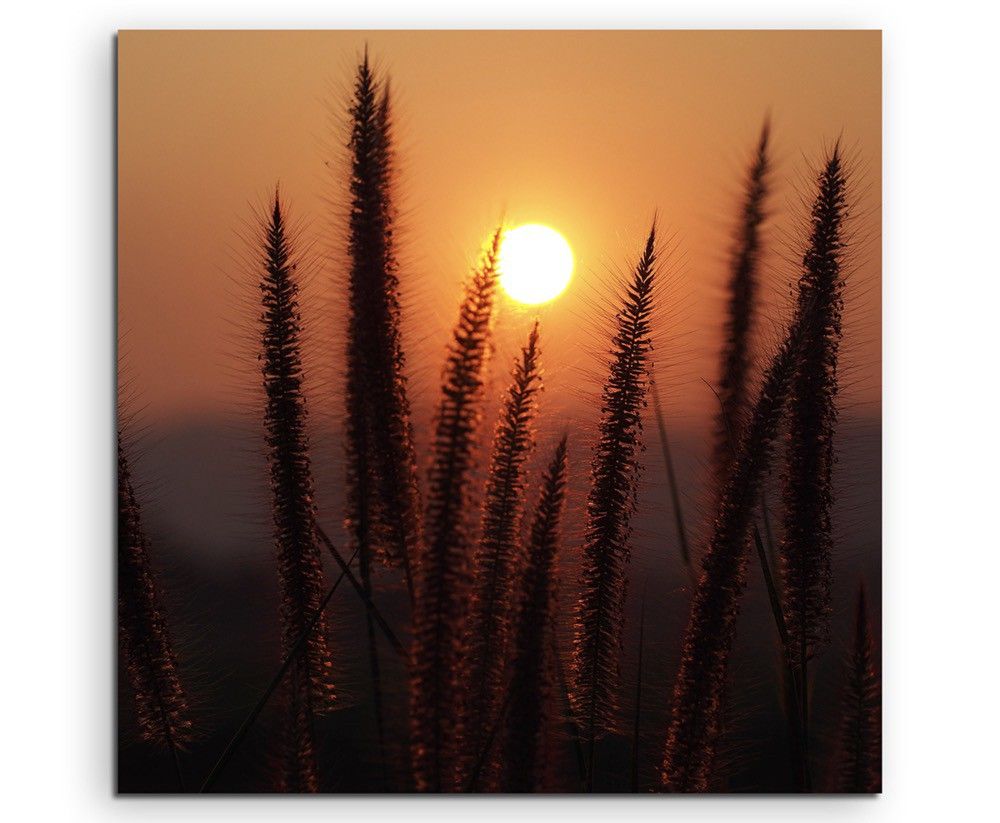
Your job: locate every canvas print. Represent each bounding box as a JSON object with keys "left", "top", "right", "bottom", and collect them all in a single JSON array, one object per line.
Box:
[{"left": 117, "top": 30, "right": 881, "bottom": 794}]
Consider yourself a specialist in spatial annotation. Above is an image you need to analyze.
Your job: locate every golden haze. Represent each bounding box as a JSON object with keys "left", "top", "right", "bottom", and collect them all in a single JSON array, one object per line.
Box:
[{"left": 118, "top": 30, "right": 880, "bottom": 429}]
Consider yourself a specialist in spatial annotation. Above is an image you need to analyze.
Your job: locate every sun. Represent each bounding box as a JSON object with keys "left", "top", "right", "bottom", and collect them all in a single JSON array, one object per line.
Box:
[{"left": 498, "top": 224, "right": 574, "bottom": 305}]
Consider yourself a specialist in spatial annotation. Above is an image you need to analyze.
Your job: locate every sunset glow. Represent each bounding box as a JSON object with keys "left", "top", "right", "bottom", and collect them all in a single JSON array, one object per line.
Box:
[{"left": 498, "top": 224, "right": 574, "bottom": 305}]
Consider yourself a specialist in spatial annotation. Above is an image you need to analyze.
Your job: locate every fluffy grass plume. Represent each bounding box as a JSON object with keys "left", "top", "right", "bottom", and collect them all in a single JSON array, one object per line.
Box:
[
  {"left": 343, "top": 52, "right": 421, "bottom": 591},
  {"left": 342, "top": 51, "right": 419, "bottom": 784},
  {"left": 370, "top": 82, "right": 422, "bottom": 594},
  {"left": 571, "top": 222, "right": 657, "bottom": 789},
  {"left": 660, "top": 303, "right": 816, "bottom": 792},
  {"left": 712, "top": 118, "right": 771, "bottom": 492},
  {"left": 834, "top": 583, "right": 881, "bottom": 793},
  {"left": 410, "top": 228, "right": 502, "bottom": 791},
  {"left": 462, "top": 322, "right": 542, "bottom": 780},
  {"left": 780, "top": 145, "right": 847, "bottom": 786},
  {"left": 118, "top": 432, "right": 193, "bottom": 777},
  {"left": 258, "top": 191, "right": 334, "bottom": 791},
  {"left": 780, "top": 145, "right": 846, "bottom": 661},
  {"left": 499, "top": 436, "right": 568, "bottom": 793}
]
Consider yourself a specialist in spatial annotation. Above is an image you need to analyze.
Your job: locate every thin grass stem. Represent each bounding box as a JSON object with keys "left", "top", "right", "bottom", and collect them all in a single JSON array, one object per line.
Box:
[{"left": 199, "top": 548, "right": 358, "bottom": 793}]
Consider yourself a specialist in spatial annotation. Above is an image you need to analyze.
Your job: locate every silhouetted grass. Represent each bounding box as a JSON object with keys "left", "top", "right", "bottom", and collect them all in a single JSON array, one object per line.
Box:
[
  {"left": 499, "top": 436, "right": 568, "bottom": 793},
  {"left": 834, "top": 583, "right": 881, "bottom": 793},
  {"left": 708, "top": 127, "right": 783, "bottom": 787},
  {"left": 410, "top": 228, "right": 502, "bottom": 791},
  {"left": 572, "top": 222, "right": 658, "bottom": 791},
  {"left": 660, "top": 297, "right": 819, "bottom": 792},
  {"left": 463, "top": 322, "right": 542, "bottom": 786},
  {"left": 660, "top": 134, "right": 852, "bottom": 784},
  {"left": 117, "top": 431, "right": 192, "bottom": 789},
  {"left": 343, "top": 52, "right": 419, "bottom": 786},
  {"left": 257, "top": 190, "right": 334, "bottom": 791},
  {"left": 780, "top": 144, "right": 847, "bottom": 788},
  {"left": 705, "top": 124, "right": 782, "bottom": 788},
  {"left": 712, "top": 118, "right": 771, "bottom": 495},
  {"left": 343, "top": 53, "right": 422, "bottom": 594}
]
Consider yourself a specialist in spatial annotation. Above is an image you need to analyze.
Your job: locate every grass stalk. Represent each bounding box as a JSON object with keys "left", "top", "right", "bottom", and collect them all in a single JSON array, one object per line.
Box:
[
  {"left": 314, "top": 522, "right": 405, "bottom": 657},
  {"left": 199, "top": 549, "right": 358, "bottom": 793},
  {"left": 650, "top": 376, "right": 695, "bottom": 585},
  {"left": 630, "top": 592, "right": 646, "bottom": 792}
]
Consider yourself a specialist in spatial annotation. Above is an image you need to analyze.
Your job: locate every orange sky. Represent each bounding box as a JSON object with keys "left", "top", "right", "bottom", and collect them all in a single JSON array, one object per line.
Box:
[{"left": 118, "top": 30, "right": 880, "bottom": 431}]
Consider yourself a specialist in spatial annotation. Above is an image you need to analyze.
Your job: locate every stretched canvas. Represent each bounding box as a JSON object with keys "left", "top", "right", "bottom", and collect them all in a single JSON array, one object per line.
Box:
[{"left": 117, "top": 29, "right": 882, "bottom": 794}]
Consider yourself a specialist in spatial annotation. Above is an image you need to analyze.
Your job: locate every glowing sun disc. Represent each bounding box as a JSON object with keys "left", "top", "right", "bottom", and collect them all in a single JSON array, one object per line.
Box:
[{"left": 498, "top": 224, "right": 574, "bottom": 305}]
